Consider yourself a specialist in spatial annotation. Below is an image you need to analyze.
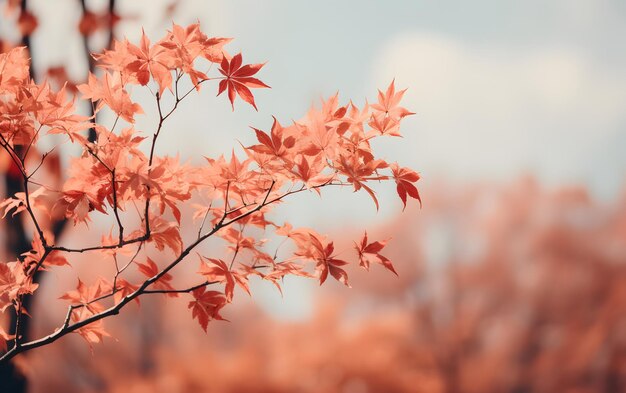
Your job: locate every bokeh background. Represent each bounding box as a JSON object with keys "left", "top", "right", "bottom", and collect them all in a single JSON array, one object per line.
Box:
[{"left": 2, "top": 0, "right": 626, "bottom": 392}]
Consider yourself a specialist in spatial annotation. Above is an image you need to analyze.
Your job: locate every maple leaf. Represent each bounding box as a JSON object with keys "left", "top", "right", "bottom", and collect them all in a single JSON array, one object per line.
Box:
[
  {"left": 198, "top": 257, "right": 236, "bottom": 301},
  {"left": 59, "top": 278, "right": 111, "bottom": 313},
  {"left": 335, "top": 155, "right": 389, "bottom": 210},
  {"left": 201, "top": 37, "right": 232, "bottom": 63},
  {"left": 248, "top": 116, "right": 296, "bottom": 160},
  {"left": 371, "top": 80, "right": 415, "bottom": 120},
  {"left": 0, "top": 193, "right": 27, "bottom": 218},
  {"left": 93, "top": 38, "right": 134, "bottom": 73},
  {"left": 0, "top": 263, "right": 17, "bottom": 313},
  {"left": 232, "top": 266, "right": 256, "bottom": 296},
  {"left": 217, "top": 53, "right": 269, "bottom": 110},
  {"left": 159, "top": 23, "right": 209, "bottom": 86},
  {"left": 354, "top": 231, "right": 397, "bottom": 275},
  {"left": 299, "top": 101, "right": 342, "bottom": 160},
  {"left": 77, "top": 72, "right": 144, "bottom": 123},
  {"left": 0, "top": 47, "right": 30, "bottom": 92},
  {"left": 263, "top": 262, "right": 314, "bottom": 295},
  {"left": 390, "top": 163, "right": 421, "bottom": 210},
  {"left": 33, "top": 84, "right": 92, "bottom": 141},
  {"left": 126, "top": 30, "right": 173, "bottom": 93},
  {"left": 71, "top": 308, "right": 111, "bottom": 349},
  {"left": 136, "top": 257, "right": 178, "bottom": 297},
  {"left": 369, "top": 113, "right": 402, "bottom": 136},
  {"left": 57, "top": 190, "right": 103, "bottom": 225},
  {"left": 113, "top": 279, "right": 140, "bottom": 305},
  {"left": 58, "top": 156, "right": 109, "bottom": 226},
  {"left": 188, "top": 286, "right": 228, "bottom": 332},
  {"left": 118, "top": 155, "right": 192, "bottom": 224},
  {"left": 292, "top": 230, "right": 351, "bottom": 287},
  {"left": 317, "top": 240, "right": 351, "bottom": 287},
  {"left": 291, "top": 155, "right": 334, "bottom": 190},
  {"left": 274, "top": 222, "right": 294, "bottom": 237},
  {"left": 0, "top": 261, "right": 38, "bottom": 314},
  {"left": 22, "top": 234, "right": 69, "bottom": 269},
  {"left": 148, "top": 215, "right": 183, "bottom": 255}
]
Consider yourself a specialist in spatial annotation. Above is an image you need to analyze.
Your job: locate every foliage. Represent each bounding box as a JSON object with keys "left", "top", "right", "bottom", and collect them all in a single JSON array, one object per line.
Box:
[{"left": 0, "top": 22, "right": 419, "bottom": 363}]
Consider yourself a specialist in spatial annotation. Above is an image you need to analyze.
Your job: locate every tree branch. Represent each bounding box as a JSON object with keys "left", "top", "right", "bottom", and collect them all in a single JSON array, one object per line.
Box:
[{"left": 0, "top": 179, "right": 335, "bottom": 363}]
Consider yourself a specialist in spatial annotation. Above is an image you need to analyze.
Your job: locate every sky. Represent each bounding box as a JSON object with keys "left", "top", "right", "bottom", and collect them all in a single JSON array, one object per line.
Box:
[
  {"left": 3, "top": 0, "right": 626, "bottom": 318},
  {"left": 178, "top": 0, "right": 626, "bottom": 199}
]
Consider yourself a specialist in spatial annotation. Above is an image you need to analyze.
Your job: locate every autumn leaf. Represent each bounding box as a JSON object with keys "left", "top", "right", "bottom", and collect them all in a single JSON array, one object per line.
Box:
[
  {"left": 21, "top": 234, "right": 69, "bottom": 269},
  {"left": 248, "top": 116, "right": 296, "bottom": 160},
  {"left": 0, "top": 47, "right": 30, "bottom": 91},
  {"left": 263, "top": 262, "right": 314, "bottom": 295},
  {"left": 126, "top": 29, "right": 172, "bottom": 93},
  {"left": 292, "top": 231, "right": 351, "bottom": 287},
  {"left": 71, "top": 308, "right": 111, "bottom": 349},
  {"left": 371, "top": 80, "right": 415, "bottom": 120},
  {"left": 217, "top": 53, "right": 269, "bottom": 110},
  {"left": 0, "top": 193, "right": 27, "bottom": 218},
  {"left": 390, "top": 163, "right": 421, "bottom": 210},
  {"left": 147, "top": 215, "right": 183, "bottom": 255},
  {"left": 113, "top": 279, "right": 140, "bottom": 305},
  {"left": 354, "top": 231, "right": 397, "bottom": 275},
  {"left": 77, "top": 72, "right": 144, "bottom": 123},
  {"left": 0, "top": 263, "right": 18, "bottom": 313},
  {"left": 201, "top": 37, "right": 232, "bottom": 63},
  {"left": 197, "top": 257, "right": 236, "bottom": 301},
  {"left": 335, "top": 155, "right": 388, "bottom": 210},
  {"left": 159, "top": 23, "right": 209, "bottom": 87},
  {"left": 59, "top": 278, "right": 111, "bottom": 311},
  {"left": 188, "top": 286, "right": 228, "bottom": 332},
  {"left": 319, "top": 242, "right": 351, "bottom": 287},
  {"left": 136, "top": 257, "right": 178, "bottom": 297}
]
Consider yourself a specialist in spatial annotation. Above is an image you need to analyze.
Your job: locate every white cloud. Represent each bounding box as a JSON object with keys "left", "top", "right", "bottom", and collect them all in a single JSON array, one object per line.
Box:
[{"left": 371, "top": 32, "right": 626, "bottom": 189}]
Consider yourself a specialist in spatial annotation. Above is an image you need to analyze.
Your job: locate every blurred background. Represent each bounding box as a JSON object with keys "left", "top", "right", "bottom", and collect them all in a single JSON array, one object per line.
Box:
[{"left": 2, "top": 0, "right": 626, "bottom": 392}]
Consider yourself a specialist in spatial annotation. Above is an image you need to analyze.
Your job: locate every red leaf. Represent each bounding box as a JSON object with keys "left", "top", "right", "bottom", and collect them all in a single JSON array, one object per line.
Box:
[
  {"left": 188, "top": 286, "right": 228, "bottom": 332},
  {"left": 198, "top": 257, "right": 236, "bottom": 301},
  {"left": 136, "top": 257, "right": 178, "bottom": 297},
  {"left": 391, "top": 163, "right": 421, "bottom": 210},
  {"left": 217, "top": 53, "right": 269, "bottom": 110},
  {"left": 355, "top": 231, "right": 397, "bottom": 275}
]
